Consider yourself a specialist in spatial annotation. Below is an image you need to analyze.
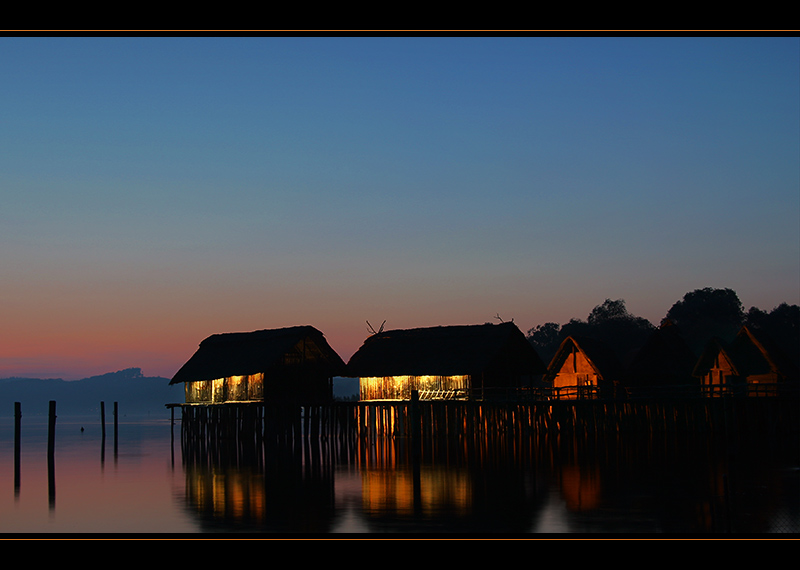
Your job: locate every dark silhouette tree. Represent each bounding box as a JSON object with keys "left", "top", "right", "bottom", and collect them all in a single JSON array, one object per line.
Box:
[
  {"left": 588, "top": 299, "right": 630, "bottom": 324},
  {"left": 665, "top": 287, "right": 745, "bottom": 355},
  {"left": 526, "top": 322, "right": 561, "bottom": 364},
  {"left": 530, "top": 299, "right": 655, "bottom": 366},
  {"left": 580, "top": 299, "right": 655, "bottom": 362},
  {"left": 745, "top": 302, "right": 800, "bottom": 368}
]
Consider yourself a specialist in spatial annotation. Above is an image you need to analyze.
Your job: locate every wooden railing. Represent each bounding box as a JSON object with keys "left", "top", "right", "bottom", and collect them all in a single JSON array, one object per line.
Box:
[
  {"left": 417, "top": 388, "right": 468, "bottom": 400},
  {"left": 467, "top": 382, "right": 798, "bottom": 402}
]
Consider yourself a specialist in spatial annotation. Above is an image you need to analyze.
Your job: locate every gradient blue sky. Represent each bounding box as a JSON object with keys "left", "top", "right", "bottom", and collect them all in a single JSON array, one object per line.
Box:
[{"left": 1, "top": 36, "right": 798, "bottom": 379}]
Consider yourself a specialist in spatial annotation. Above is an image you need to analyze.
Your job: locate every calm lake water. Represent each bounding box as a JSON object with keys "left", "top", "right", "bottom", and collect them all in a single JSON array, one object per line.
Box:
[{"left": 0, "top": 410, "right": 797, "bottom": 536}]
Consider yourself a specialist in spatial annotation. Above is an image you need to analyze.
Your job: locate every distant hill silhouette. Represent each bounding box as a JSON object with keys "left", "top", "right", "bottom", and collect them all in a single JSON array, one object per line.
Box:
[
  {"left": 0, "top": 368, "right": 181, "bottom": 417},
  {"left": 0, "top": 368, "right": 359, "bottom": 416}
]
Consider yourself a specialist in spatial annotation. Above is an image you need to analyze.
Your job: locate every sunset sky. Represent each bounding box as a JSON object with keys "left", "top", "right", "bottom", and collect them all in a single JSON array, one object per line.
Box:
[{"left": 1, "top": 36, "right": 798, "bottom": 380}]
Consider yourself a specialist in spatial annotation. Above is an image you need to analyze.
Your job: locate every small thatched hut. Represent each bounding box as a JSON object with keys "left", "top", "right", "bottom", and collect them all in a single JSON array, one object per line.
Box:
[
  {"left": 346, "top": 322, "right": 547, "bottom": 401},
  {"left": 693, "top": 325, "right": 799, "bottom": 397},
  {"left": 543, "top": 336, "right": 622, "bottom": 399},
  {"left": 170, "top": 326, "right": 346, "bottom": 405}
]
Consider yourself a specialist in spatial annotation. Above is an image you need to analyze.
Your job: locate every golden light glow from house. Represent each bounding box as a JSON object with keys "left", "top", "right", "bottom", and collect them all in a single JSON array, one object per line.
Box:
[
  {"left": 185, "top": 373, "right": 267, "bottom": 403},
  {"left": 229, "top": 375, "right": 246, "bottom": 400},
  {"left": 248, "top": 372, "right": 264, "bottom": 400},
  {"left": 359, "top": 374, "right": 470, "bottom": 400},
  {"left": 213, "top": 378, "right": 226, "bottom": 402}
]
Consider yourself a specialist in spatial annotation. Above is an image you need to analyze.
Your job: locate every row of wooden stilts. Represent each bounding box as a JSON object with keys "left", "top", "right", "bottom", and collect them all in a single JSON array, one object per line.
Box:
[{"left": 173, "top": 394, "right": 798, "bottom": 460}]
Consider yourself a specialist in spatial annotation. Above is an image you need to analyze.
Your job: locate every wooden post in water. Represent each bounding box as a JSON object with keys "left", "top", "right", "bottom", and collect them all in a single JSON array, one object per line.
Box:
[
  {"left": 14, "top": 402, "right": 21, "bottom": 494},
  {"left": 113, "top": 401, "right": 118, "bottom": 457},
  {"left": 170, "top": 406, "right": 175, "bottom": 463},
  {"left": 100, "top": 401, "right": 106, "bottom": 465},
  {"left": 47, "top": 401, "right": 56, "bottom": 459},
  {"left": 47, "top": 400, "right": 56, "bottom": 508}
]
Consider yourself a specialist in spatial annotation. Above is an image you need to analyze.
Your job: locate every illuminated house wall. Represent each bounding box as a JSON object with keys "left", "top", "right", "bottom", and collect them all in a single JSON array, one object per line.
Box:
[
  {"left": 171, "top": 326, "right": 346, "bottom": 405},
  {"left": 359, "top": 375, "right": 470, "bottom": 401},
  {"left": 692, "top": 326, "right": 799, "bottom": 397},
  {"left": 550, "top": 344, "right": 599, "bottom": 394},
  {"left": 185, "top": 373, "right": 265, "bottom": 403},
  {"left": 347, "top": 322, "right": 547, "bottom": 401},
  {"left": 696, "top": 348, "right": 740, "bottom": 397},
  {"left": 544, "top": 336, "right": 621, "bottom": 399}
]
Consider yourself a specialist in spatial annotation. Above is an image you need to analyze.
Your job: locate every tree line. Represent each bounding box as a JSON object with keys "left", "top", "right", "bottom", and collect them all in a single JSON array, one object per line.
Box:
[{"left": 526, "top": 287, "right": 800, "bottom": 368}]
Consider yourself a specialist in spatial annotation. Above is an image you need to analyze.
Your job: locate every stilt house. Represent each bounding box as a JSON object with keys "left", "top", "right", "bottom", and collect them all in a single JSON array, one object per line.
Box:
[
  {"left": 170, "top": 326, "right": 346, "bottom": 405},
  {"left": 624, "top": 320, "right": 698, "bottom": 391},
  {"left": 544, "top": 336, "right": 622, "bottom": 399},
  {"left": 693, "top": 325, "right": 799, "bottom": 397},
  {"left": 346, "top": 322, "right": 547, "bottom": 401}
]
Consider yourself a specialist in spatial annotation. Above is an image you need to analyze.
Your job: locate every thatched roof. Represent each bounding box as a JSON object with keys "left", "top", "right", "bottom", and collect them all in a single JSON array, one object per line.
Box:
[
  {"left": 625, "top": 321, "right": 698, "bottom": 386},
  {"left": 734, "top": 326, "right": 799, "bottom": 381},
  {"left": 692, "top": 338, "right": 735, "bottom": 377},
  {"left": 346, "top": 322, "right": 547, "bottom": 378},
  {"left": 693, "top": 325, "right": 799, "bottom": 381},
  {"left": 544, "top": 335, "right": 623, "bottom": 383},
  {"left": 170, "top": 326, "right": 346, "bottom": 385}
]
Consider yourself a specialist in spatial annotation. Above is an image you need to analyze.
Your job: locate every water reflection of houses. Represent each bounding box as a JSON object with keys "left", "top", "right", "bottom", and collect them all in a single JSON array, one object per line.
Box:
[
  {"left": 174, "top": 405, "right": 795, "bottom": 534},
  {"left": 182, "top": 448, "right": 338, "bottom": 532},
  {"left": 358, "top": 462, "right": 546, "bottom": 533},
  {"left": 178, "top": 412, "right": 549, "bottom": 534},
  {"left": 347, "top": 322, "right": 547, "bottom": 401}
]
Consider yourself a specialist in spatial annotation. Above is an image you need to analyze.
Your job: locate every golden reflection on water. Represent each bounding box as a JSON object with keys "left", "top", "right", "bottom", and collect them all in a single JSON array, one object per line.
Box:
[
  {"left": 185, "top": 467, "right": 269, "bottom": 523},
  {"left": 2, "top": 406, "right": 795, "bottom": 534},
  {"left": 174, "top": 405, "right": 799, "bottom": 534},
  {"left": 360, "top": 467, "right": 471, "bottom": 517},
  {"left": 559, "top": 464, "right": 602, "bottom": 512}
]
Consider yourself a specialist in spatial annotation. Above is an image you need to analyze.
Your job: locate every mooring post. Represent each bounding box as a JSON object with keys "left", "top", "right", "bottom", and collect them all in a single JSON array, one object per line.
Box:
[
  {"left": 113, "top": 401, "right": 119, "bottom": 457},
  {"left": 47, "top": 401, "right": 56, "bottom": 459},
  {"left": 100, "top": 401, "right": 106, "bottom": 466},
  {"left": 47, "top": 400, "right": 56, "bottom": 508},
  {"left": 14, "top": 402, "right": 21, "bottom": 493},
  {"left": 170, "top": 406, "right": 175, "bottom": 469}
]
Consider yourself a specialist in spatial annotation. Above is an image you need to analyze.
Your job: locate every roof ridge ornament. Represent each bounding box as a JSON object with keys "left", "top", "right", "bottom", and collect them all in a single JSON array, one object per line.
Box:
[{"left": 366, "top": 320, "right": 386, "bottom": 335}]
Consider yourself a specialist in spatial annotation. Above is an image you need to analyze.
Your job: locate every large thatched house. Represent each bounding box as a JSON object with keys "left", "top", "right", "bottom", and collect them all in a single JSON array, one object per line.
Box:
[
  {"left": 624, "top": 320, "right": 698, "bottom": 389},
  {"left": 693, "top": 325, "right": 799, "bottom": 397},
  {"left": 170, "top": 326, "right": 346, "bottom": 405},
  {"left": 543, "top": 336, "right": 622, "bottom": 399},
  {"left": 346, "top": 322, "right": 547, "bottom": 401}
]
